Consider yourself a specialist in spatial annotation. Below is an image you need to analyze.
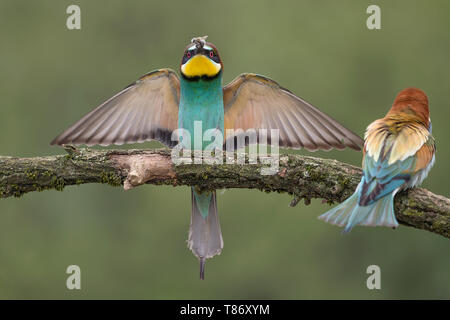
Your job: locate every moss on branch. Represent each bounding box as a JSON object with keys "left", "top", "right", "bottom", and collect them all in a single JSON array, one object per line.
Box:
[{"left": 0, "top": 148, "right": 448, "bottom": 239}]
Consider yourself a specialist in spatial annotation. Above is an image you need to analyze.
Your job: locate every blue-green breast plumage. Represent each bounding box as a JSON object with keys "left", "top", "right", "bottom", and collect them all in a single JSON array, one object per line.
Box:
[{"left": 178, "top": 75, "right": 224, "bottom": 150}]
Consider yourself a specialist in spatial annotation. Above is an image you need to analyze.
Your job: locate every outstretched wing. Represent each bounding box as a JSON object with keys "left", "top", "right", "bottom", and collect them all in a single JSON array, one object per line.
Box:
[
  {"left": 51, "top": 69, "right": 180, "bottom": 147},
  {"left": 223, "top": 73, "right": 363, "bottom": 151}
]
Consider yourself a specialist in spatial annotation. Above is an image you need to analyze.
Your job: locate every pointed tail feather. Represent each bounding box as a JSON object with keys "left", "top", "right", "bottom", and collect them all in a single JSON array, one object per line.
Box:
[
  {"left": 318, "top": 191, "right": 360, "bottom": 227},
  {"left": 351, "top": 194, "right": 398, "bottom": 228},
  {"left": 319, "top": 183, "right": 398, "bottom": 233},
  {"left": 188, "top": 188, "right": 223, "bottom": 280}
]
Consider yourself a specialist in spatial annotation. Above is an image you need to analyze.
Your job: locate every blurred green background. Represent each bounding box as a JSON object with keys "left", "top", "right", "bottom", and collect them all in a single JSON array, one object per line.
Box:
[{"left": 0, "top": 0, "right": 448, "bottom": 299}]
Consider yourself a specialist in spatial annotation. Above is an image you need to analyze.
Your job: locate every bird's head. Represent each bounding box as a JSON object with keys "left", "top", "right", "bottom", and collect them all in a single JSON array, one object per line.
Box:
[
  {"left": 388, "top": 87, "right": 430, "bottom": 126},
  {"left": 180, "top": 36, "right": 222, "bottom": 80}
]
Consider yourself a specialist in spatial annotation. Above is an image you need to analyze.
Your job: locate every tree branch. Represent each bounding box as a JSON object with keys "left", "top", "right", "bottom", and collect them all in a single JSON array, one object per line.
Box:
[{"left": 0, "top": 148, "right": 448, "bottom": 238}]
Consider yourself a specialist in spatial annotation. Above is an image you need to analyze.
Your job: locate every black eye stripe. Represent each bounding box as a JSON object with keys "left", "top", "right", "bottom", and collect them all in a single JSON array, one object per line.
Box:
[
  {"left": 209, "top": 50, "right": 220, "bottom": 63},
  {"left": 181, "top": 51, "right": 191, "bottom": 64},
  {"left": 181, "top": 48, "right": 220, "bottom": 65}
]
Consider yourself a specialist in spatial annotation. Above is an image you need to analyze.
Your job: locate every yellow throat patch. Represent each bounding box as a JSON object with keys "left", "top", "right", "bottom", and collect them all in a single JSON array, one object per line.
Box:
[{"left": 181, "top": 55, "right": 221, "bottom": 77}]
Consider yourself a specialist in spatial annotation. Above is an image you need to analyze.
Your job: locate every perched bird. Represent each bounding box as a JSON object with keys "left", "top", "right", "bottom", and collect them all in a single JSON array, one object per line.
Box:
[
  {"left": 51, "top": 36, "right": 363, "bottom": 279},
  {"left": 319, "top": 88, "right": 435, "bottom": 233}
]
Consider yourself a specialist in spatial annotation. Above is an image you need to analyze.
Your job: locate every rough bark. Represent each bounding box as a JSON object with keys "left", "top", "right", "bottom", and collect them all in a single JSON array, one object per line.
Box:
[{"left": 0, "top": 147, "right": 448, "bottom": 238}]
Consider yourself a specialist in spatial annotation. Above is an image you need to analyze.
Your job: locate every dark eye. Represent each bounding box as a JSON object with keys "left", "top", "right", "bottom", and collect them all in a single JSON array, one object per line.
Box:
[
  {"left": 209, "top": 51, "right": 214, "bottom": 58},
  {"left": 187, "top": 51, "right": 191, "bottom": 58}
]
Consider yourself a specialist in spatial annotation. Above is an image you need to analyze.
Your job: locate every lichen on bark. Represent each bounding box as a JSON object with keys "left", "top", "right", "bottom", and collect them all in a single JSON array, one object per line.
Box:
[{"left": 0, "top": 148, "right": 448, "bottom": 239}]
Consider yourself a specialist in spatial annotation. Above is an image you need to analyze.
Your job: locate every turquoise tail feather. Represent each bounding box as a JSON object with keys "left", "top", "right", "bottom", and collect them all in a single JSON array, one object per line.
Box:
[
  {"left": 188, "top": 188, "right": 223, "bottom": 279},
  {"left": 318, "top": 182, "right": 398, "bottom": 233},
  {"left": 192, "top": 189, "right": 213, "bottom": 219}
]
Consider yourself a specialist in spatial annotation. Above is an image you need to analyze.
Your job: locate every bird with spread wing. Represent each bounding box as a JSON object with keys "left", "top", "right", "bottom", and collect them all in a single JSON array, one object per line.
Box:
[{"left": 52, "top": 36, "right": 363, "bottom": 279}]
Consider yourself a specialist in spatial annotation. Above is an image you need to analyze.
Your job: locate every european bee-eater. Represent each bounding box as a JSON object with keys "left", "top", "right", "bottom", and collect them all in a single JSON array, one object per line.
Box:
[
  {"left": 52, "top": 36, "right": 363, "bottom": 279},
  {"left": 319, "top": 88, "right": 435, "bottom": 233}
]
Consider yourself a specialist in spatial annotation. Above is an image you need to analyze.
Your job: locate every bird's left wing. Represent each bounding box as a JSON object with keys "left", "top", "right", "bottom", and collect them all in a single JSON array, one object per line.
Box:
[
  {"left": 51, "top": 69, "right": 180, "bottom": 147},
  {"left": 223, "top": 73, "right": 363, "bottom": 151}
]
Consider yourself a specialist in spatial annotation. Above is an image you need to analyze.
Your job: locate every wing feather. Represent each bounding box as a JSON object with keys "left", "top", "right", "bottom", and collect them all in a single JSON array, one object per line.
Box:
[
  {"left": 414, "top": 136, "right": 435, "bottom": 172},
  {"left": 298, "top": 104, "right": 344, "bottom": 149},
  {"left": 285, "top": 104, "right": 325, "bottom": 150},
  {"left": 223, "top": 74, "right": 363, "bottom": 151},
  {"left": 51, "top": 69, "right": 180, "bottom": 147}
]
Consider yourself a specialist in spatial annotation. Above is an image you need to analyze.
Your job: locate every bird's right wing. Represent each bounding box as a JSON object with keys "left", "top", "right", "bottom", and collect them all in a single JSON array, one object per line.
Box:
[{"left": 51, "top": 69, "right": 180, "bottom": 147}]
